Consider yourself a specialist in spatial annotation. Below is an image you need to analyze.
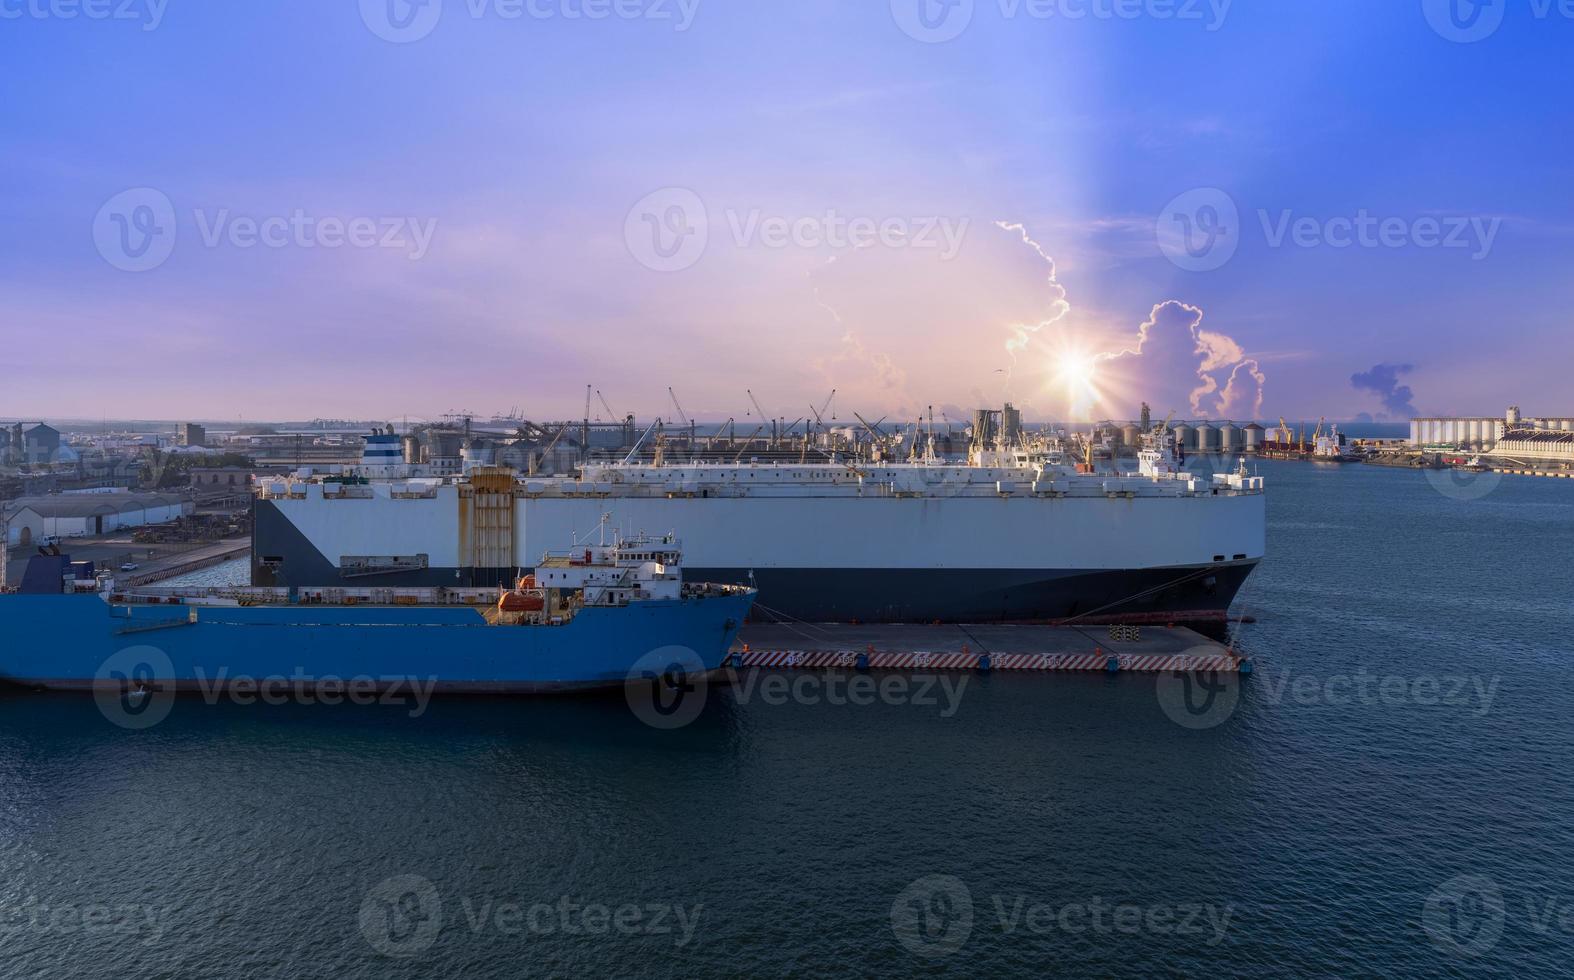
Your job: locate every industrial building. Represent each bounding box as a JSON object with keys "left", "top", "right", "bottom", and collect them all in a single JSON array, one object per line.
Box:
[
  {"left": 0, "top": 492, "right": 191, "bottom": 546},
  {"left": 0, "top": 422, "right": 61, "bottom": 464},
  {"left": 178, "top": 422, "right": 207, "bottom": 447},
  {"left": 1410, "top": 407, "right": 1574, "bottom": 450},
  {"left": 1488, "top": 428, "right": 1574, "bottom": 467}
]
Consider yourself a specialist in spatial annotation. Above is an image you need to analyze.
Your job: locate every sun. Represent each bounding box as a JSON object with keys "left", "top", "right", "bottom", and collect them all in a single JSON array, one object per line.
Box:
[{"left": 1052, "top": 351, "right": 1100, "bottom": 420}]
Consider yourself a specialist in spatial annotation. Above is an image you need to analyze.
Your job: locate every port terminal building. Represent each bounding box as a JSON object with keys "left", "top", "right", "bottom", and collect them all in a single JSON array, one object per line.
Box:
[
  {"left": 0, "top": 492, "right": 191, "bottom": 547},
  {"left": 1410, "top": 407, "right": 1574, "bottom": 451}
]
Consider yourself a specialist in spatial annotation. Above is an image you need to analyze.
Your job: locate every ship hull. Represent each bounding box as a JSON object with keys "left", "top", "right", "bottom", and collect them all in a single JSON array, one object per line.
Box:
[
  {"left": 252, "top": 489, "right": 1265, "bottom": 630},
  {"left": 0, "top": 592, "right": 753, "bottom": 694}
]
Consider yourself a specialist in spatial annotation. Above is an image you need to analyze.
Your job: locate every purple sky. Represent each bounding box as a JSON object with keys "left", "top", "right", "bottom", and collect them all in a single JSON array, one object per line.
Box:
[{"left": 3, "top": 1, "right": 1571, "bottom": 424}]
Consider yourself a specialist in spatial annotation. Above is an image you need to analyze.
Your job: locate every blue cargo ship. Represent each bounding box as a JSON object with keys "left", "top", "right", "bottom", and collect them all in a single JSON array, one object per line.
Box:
[{"left": 0, "top": 533, "right": 754, "bottom": 695}]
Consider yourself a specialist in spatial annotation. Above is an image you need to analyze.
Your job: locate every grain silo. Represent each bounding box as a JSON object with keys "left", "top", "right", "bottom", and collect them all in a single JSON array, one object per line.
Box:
[
  {"left": 1196, "top": 421, "right": 1219, "bottom": 453},
  {"left": 1219, "top": 421, "right": 1238, "bottom": 453}
]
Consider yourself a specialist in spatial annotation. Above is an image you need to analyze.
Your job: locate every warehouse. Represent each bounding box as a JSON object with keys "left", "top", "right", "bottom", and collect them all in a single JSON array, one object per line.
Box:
[
  {"left": 0, "top": 493, "right": 191, "bottom": 546},
  {"left": 1492, "top": 429, "right": 1574, "bottom": 466}
]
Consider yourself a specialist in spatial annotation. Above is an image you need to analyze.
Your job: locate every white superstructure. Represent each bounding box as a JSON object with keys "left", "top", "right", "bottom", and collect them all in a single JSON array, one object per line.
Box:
[{"left": 253, "top": 427, "right": 1264, "bottom": 626}]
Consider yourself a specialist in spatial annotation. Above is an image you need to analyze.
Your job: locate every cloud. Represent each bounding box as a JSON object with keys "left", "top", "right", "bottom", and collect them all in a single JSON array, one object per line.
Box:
[
  {"left": 1092, "top": 300, "right": 1266, "bottom": 420},
  {"left": 1350, "top": 363, "right": 1417, "bottom": 419},
  {"left": 802, "top": 221, "right": 1263, "bottom": 423}
]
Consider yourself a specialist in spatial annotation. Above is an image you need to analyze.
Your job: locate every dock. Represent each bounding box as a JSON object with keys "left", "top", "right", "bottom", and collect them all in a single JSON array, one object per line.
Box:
[
  {"left": 1490, "top": 467, "right": 1574, "bottom": 479},
  {"left": 121, "top": 539, "right": 249, "bottom": 587},
  {"left": 731, "top": 623, "right": 1247, "bottom": 674}
]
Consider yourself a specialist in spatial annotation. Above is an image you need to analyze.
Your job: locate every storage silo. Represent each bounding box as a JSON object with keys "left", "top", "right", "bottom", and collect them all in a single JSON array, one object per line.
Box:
[
  {"left": 1171, "top": 423, "right": 1192, "bottom": 451},
  {"left": 1121, "top": 423, "right": 1142, "bottom": 448},
  {"left": 1196, "top": 422, "right": 1219, "bottom": 453},
  {"left": 1219, "top": 421, "right": 1238, "bottom": 453},
  {"left": 1243, "top": 423, "right": 1265, "bottom": 453}
]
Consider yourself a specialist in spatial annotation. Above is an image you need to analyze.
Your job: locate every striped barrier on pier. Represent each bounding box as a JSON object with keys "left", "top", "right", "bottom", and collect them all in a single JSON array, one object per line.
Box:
[{"left": 732, "top": 649, "right": 1245, "bottom": 673}]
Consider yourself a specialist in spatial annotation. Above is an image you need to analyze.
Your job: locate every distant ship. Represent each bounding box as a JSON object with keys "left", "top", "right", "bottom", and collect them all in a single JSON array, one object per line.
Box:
[
  {"left": 251, "top": 424, "right": 1265, "bottom": 634},
  {"left": 0, "top": 531, "right": 754, "bottom": 694}
]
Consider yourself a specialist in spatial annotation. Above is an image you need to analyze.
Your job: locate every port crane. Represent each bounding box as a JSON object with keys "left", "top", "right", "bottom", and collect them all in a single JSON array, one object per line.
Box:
[
  {"left": 746, "top": 389, "right": 778, "bottom": 449},
  {"left": 668, "top": 387, "right": 696, "bottom": 447}
]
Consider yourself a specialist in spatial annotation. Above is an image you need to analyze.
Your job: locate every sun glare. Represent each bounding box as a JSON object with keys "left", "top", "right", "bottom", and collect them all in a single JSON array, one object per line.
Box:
[{"left": 1053, "top": 351, "right": 1100, "bottom": 420}]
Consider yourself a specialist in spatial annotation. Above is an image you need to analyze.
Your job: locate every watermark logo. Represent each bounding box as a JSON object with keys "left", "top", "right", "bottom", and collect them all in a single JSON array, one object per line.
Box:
[
  {"left": 732, "top": 669, "right": 967, "bottom": 718},
  {"left": 893, "top": 0, "right": 1231, "bottom": 41},
  {"left": 1422, "top": 0, "right": 1506, "bottom": 42},
  {"left": 1424, "top": 465, "right": 1503, "bottom": 502},
  {"left": 1155, "top": 662, "right": 1241, "bottom": 730},
  {"left": 361, "top": 0, "right": 445, "bottom": 42},
  {"left": 624, "top": 645, "right": 710, "bottom": 729},
  {"left": 93, "top": 645, "right": 176, "bottom": 730},
  {"left": 891, "top": 876, "right": 1234, "bottom": 956},
  {"left": 625, "top": 187, "right": 970, "bottom": 271},
  {"left": 890, "top": 875, "right": 974, "bottom": 957},
  {"left": 360, "top": 875, "right": 444, "bottom": 957},
  {"left": 1157, "top": 187, "right": 1239, "bottom": 272},
  {"left": 1159, "top": 188, "right": 1505, "bottom": 271},
  {"left": 1258, "top": 209, "right": 1501, "bottom": 260},
  {"left": 360, "top": 0, "right": 700, "bottom": 41},
  {"left": 93, "top": 188, "right": 178, "bottom": 273},
  {"left": 92, "top": 189, "right": 438, "bottom": 273},
  {"left": 624, "top": 187, "right": 709, "bottom": 273},
  {"left": 0, "top": 898, "right": 166, "bottom": 945},
  {"left": 359, "top": 878, "right": 704, "bottom": 953},
  {"left": 1423, "top": 874, "right": 1506, "bottom": 957},
  {"left": 0, "top": 0, "right": 168, "bottom": 29},
  {"left": 890, "top": 0, "right": 975, "bottom": 43}
]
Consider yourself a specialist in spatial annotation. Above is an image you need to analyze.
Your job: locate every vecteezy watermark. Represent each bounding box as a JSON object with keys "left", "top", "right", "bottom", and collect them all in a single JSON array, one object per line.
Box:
[
  {"left": 890, "top": 875, "right": 974, "bottom": 957},
  {"left": 1421, "top": 874, "right": 1574, "bottom": 958},
  {"left": 1158, "top": 664, "right": 1501, "bottom": 730},
  {"left": 624, "top": 186, "right": 970, "bottom": 272},
  {"left": 623, "top": 646, "right": 971, "bottom": 730},
  {"left": 0, "top": 897, "right": 166, "bottom": 946},
  {"left": 93, "top": 188, "right": 179, "bottom": 274},
  {"left": 890, "top": 0, "right": 1231, "bottom": 43},
  {"left": 94, "top": 645, "right": 177, "bottom": 730},
  {"left": 188, "top": 670, "right": 439, "bottom": 718},
  {"left": 890, "top": 875, "right": 1233, "bottom": 957},
  {"left": 0, "top": 0, "right": 168, "bottom": 30},
  {"left": 91, "top": 648, "right": 441, "bottom": 728},
  {"left": 1425, "top": 465, "right": 1504, "bottom": 502},
  {"left": 360, "top": 875, "right": 444, "bottom": 957},
  {"left": 1155, "top": 660, "right": 1242, "bottom": 730},
  {"left": 358, "top": 875, "right": 703, "bottom": 958},
  {"left": 1257, "top": 209, "right": 1502, "bottom": 260},
  {"left": 1157, "top": 188, "right": 1504, "bottom": 271},
  {"left": 623, "top": 645, "right": 710, "bottom": 729},
  {"left": 1155, "top": 187, "right": 1240, "bottom": 272},
  {"left": 1423, "top": 0, "right": 1574, "bottom": 43},
  {"left": 92, "top": 188, "right": 438, "bottom": 272},
  {"left": 731, "top": 669, "right": 967, "bottom": 718},
  {"left": 359, "top": 0, "right": 701, "bottom": 43}
]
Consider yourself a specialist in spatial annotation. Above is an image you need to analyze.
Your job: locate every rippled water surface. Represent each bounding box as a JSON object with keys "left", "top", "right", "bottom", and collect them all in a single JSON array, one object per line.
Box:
[{"left": 3, "top": 459, "right": 1573, "bottom": 977}]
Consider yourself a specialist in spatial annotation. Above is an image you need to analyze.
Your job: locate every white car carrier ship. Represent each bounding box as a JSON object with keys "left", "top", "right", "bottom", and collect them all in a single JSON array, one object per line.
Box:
[{"left": 250, "top": 425, "right": 1264, "bottom": 634}]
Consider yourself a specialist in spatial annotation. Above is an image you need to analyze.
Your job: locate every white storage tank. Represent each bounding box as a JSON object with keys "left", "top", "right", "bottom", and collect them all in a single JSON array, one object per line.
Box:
[
  {"left": 1219, "top": 422, "right": 1238, "bottom": 453},
  {"left": 1196, "top": 422, "right": 1219, "bottom": 452},
  {"left": 1171, "top": 423, "right": 1192, "bottom": 451},
  {"left": 1243, "top": 423, "right": 1265, "bottom": 452}
]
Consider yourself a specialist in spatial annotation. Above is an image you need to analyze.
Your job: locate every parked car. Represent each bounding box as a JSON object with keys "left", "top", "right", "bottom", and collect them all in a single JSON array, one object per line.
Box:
[{"left": 120, "top": 562, "right": 139, "bottom": 572}]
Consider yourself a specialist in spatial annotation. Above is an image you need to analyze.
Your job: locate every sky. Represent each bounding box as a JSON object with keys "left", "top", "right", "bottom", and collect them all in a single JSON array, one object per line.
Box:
[{"left": 1, "top": 0, "right": 1571, "bottom": 425}]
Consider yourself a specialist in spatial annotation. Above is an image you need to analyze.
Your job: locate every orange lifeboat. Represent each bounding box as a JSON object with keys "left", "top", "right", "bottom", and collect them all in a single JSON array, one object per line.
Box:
[
  {"left": 515, "top": 574, "right": 536, "bottom": 591},
  {"left": 498, "top": 591, "right": 545, "bottom": 613}
]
